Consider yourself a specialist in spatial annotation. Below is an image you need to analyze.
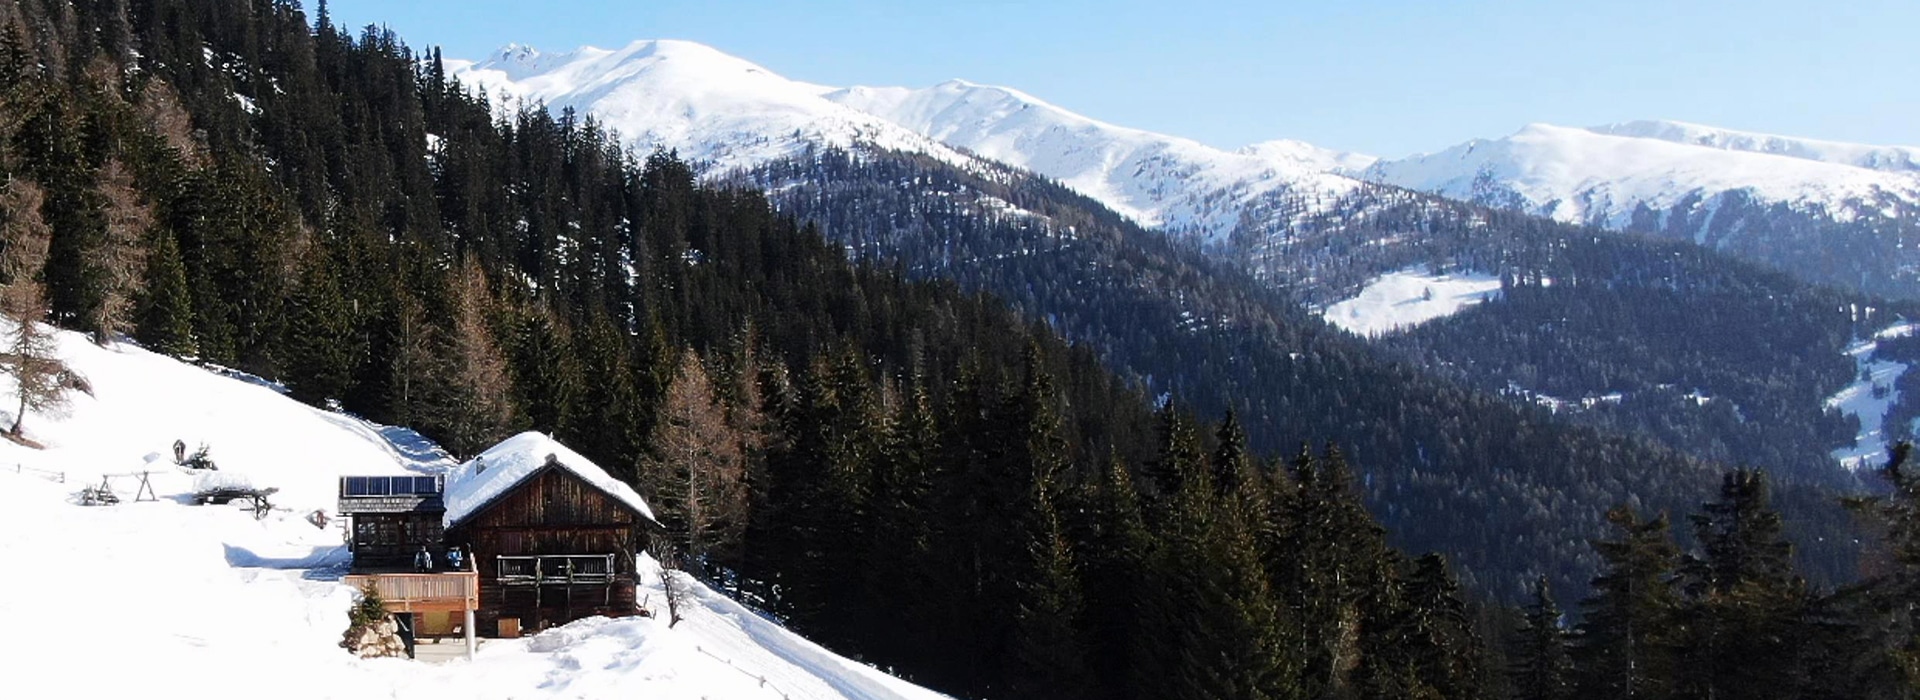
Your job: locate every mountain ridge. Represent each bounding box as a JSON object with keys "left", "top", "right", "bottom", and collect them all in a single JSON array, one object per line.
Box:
[{"left": 449, "top": 41, "right": 1920, "bottom": 302}]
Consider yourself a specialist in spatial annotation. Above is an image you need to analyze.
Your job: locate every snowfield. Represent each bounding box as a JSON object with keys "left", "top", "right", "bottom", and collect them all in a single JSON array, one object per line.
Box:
[
  {"left": 0, "top": 321, "right": 946, "bottom": 700},
  {"left": 1320, "top": 267, "right": 1504, "bottom": 337}
]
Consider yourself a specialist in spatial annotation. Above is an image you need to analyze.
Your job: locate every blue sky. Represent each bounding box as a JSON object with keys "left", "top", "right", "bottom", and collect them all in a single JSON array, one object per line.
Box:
[{"left": 324, "top": 0, "right": 1918, "bottom": 158}]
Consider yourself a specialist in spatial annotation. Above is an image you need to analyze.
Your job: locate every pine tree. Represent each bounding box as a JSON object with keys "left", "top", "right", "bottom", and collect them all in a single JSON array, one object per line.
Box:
[
  {"left": 1085, "top": 455, "right": 1157, "bottom": 700},
  {"left": 283, "top": 251, "right": 358, "bottom": 405},
  {"left": 1397, "top": 554, "right": 1486, "bottom": 699},
  {"left": 565, "top": 310, "right": 642, "bottom": 481},
  {"left": 1135, "top": 409, "right": 1298, "bottom": 700},
  {"left": 511, "top": 308, "right": 580, "bottom": 435},
  {"left": 1574, "top": 507, "right": 1681, "bottom": 700},
  {"left": 1675, "top": 469, "right": 1807, "bottom": 700},
  {"left": 1512, "top": 576, "right": 1573, "bottom": 700},
  {"left": 134, "top": 227, "right": 194, "bottom": 356},
  {"left": 1284, "top": 446, "right": 1389, "bottom": 698},
  {"left": 1838, "top": 443, "right": 1920, "bottom": 698},
  {"left": 1006, "top": 474, "right": 1094, "bottom": 700}
]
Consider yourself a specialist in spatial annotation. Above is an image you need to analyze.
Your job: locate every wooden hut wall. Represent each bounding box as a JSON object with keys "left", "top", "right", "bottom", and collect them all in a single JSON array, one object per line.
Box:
[{"left": 447, "top": 466, "right": 647, "bottom": 633}]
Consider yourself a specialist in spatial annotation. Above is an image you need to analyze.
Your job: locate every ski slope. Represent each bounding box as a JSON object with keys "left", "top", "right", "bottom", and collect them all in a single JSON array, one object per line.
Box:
[{"left": 0, "top": 322, "right": 946, "bottom": 700}]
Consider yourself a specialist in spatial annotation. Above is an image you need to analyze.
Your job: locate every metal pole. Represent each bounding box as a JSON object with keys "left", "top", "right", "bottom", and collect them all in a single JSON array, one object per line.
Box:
[{"left": 464, "top": 608, "right": 476, "bottom": 660}]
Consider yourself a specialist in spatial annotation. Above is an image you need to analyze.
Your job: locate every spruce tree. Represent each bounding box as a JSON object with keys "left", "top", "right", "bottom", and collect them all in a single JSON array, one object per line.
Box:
[
  {"left": 1676, "top": 469, "right": 1807, "bottom": 700},
  {"left": 1006, "top": 475, "right": 1094, "bottom": 700},
  {"left": 283, "top": 251, "right": 358, "bottom": 405},
  {"left": 135, "top": 227, "right": 194, "bottom": 356},
  {"left": 1512, "top": 576, "right": 1573, "bottom": 700},
  {"left": 1573, "top": 507, "right": 1681, "bottom": 700}
]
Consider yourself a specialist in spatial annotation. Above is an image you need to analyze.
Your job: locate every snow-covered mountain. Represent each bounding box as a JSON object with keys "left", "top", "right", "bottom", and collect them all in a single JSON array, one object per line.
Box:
[
  {"left": 1591, "top": 120, "right": 1920, "bottom": 173},
  {"left": 1362, "top": 121, "right": 1920, "bottom": 232},
  {"left": 449, "top": 40, "right": 1381, "bottom": 246},
  {"left": 449, "top": 40, "right": 976, "bottom": 174},
  {"left": 822, "top": 80, "right": 1375, "bottom": 237},
  {"left": 0, "top": 320, "right": 946, "bottom": 700},
  {"left": 451, "top": 40, "right": 1920, "bottom": 298}
]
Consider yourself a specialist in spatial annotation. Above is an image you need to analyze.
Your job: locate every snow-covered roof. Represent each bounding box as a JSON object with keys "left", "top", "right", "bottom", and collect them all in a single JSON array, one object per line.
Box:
[{"left": 442, "top": 431, "right": 656, "bottom": 528}]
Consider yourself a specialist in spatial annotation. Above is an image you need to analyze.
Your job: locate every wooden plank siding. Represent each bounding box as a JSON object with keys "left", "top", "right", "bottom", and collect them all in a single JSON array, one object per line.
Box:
[
  {"left": 445, "top": 465, "right": 650, "bottom": 636},
  {"left": 341, "top": 571, "right": 479, "bottom": 614}
]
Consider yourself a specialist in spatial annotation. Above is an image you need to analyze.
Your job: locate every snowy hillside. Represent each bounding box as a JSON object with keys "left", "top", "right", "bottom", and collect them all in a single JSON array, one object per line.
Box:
[
  {"left": 0, "top": 322, "right": 946, "bottom": 700},
  {"left": 1320, "top": 267, "right": 1504, "bottom": 337},
  {"left": 1591, "top": 120, "right": 1920, "bottom": 173},
  {"left": 447, "top": 40, "right": 976, "bottom": 175},
  {"left": 1362, "top": 122, "right": 1920, "bottom": 232},
  {"left": 448, "top": 40, "right": 1380, "bottom": 244},
  {"left": 445, "top": 40, "right": 1920, "bottom": 300},
  {"left": 823, "top": 80, "right": 1373, "bottom": 237}
]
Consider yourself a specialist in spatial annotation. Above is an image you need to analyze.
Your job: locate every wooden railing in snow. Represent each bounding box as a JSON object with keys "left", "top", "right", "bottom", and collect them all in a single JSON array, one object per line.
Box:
[{"left": 342, "top": 570, "right": 479, "bottom": 613}]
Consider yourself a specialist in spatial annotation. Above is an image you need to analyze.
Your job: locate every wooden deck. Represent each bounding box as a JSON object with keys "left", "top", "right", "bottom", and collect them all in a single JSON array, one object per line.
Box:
[{"left": 342, "top": 570, "right": 480, "bottom": 614}]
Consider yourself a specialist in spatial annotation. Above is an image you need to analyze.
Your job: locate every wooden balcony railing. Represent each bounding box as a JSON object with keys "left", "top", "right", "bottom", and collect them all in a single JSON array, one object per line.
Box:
[
  {"left": 342, "top": 570, "right": 479, "bottom": 613},
  {"left": 496, "top": 554, "right": 619, "bottom": 586}
]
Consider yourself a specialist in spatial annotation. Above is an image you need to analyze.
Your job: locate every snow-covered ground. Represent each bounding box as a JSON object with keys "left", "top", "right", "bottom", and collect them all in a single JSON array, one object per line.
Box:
[
  {"left": 1320, "top": 267, "right": 1504, "bottom": 337},
  {"left": 1827, "top": 324, "right": 1914, "bottom": 470},
  {"left": 0, "top": 322, "right": 946, "bottom": 700}
]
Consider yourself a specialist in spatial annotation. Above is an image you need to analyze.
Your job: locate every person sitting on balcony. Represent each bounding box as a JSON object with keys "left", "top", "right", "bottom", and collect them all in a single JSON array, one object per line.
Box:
[
  {"left": 414, "top": 545, "right": 434, "bottom": 572},
  {"left": 447, "top": 546, "right": 465, "bottom": 571}
]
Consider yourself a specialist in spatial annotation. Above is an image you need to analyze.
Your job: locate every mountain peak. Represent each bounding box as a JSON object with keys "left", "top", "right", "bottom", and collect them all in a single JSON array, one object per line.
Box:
[{"left": 449, "top": 40, "right": 965, "bottom": 174}]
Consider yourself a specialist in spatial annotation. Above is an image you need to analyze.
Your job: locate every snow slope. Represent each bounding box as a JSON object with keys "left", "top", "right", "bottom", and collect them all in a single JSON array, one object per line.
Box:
[
  {"left": 1590, "top": 120, "right": 1920, "bottom": 173},
  {"left": 1828, "top": 322, "right": 1920, "bottom": 470},
  {"left": 1319, "top": 267, "right": 1504, "bottom": 337},
  {"left": 0, "top": 322, "right": 946, "bottom": 700},
  {"left": 448, "top": 40, "right": 975, "bottom": 175},
  {"left": 823, "top": 80, "right": 1374, "bottom": 236},
  {"left": 448, "top": 40, "right": 1378, "bottom": 244},
  {"left": 1363, "top": 121, "right": 1920, "bottom": 230}
]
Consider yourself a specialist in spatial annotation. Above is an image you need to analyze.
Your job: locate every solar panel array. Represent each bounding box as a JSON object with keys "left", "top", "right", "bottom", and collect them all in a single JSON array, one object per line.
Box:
[{"left": 341, "top": 475, "right": 443, "bottom": 497}]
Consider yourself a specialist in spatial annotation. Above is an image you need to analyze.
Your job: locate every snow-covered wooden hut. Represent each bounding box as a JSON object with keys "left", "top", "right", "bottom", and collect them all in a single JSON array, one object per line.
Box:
[{"left": 441, "top": 431, "right": 659, "bottom": 637}]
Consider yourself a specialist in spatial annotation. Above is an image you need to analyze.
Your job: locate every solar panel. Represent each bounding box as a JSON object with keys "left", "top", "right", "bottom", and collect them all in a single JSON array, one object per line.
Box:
[{"left": 341, "top": 475, "right": 442, "bottom": 497}]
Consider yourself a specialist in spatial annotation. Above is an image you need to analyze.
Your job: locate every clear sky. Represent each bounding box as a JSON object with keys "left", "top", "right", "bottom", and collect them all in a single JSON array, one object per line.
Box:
[{"left": 323, "top": 0, "right": 1919, "bottom": 158}]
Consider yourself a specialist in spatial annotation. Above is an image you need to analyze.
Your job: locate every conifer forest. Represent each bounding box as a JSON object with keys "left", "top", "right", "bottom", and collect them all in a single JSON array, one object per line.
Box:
[{"left": 2, "top": 1, "right": 1918, "bottom": 698}]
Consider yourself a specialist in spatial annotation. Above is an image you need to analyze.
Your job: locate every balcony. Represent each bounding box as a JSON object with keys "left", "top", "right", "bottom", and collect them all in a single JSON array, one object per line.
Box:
[
  {"left": 496, "top": 554, "right": 619, "bottom": 586},
  {"left": 342, "top": 569, "right": 479, "bottom": 614}
]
